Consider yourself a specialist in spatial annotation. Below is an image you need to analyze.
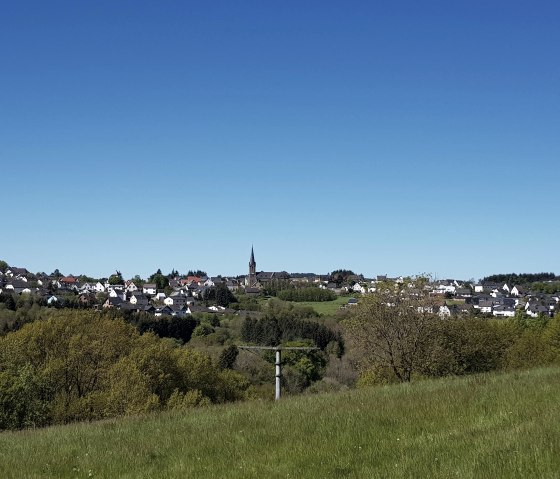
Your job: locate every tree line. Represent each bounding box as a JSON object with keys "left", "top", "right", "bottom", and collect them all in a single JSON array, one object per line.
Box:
[
  {"left": 481, "top": 272, "right": 557, "bottom": 285},
  {"left": 344, "top": 278, "right": 560, "bottom": 385},
  {"left": 241, "top": 316, "right": 343, "bottom": 351},
  {"left": 277, "top": 287, "right": 336, "bottom": 302}
]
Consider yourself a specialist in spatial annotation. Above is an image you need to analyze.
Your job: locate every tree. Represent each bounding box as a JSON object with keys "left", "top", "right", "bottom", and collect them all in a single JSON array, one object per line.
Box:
[
  {"left": 51, "top": 269, "right": 63, "bottom": 279},
  {"left": 215, "top": 283, "right": 236, "bottom": 307},
  {"left": 329, "top": 269, "right": 357, "bottom": 286},
  {"left": 149, "top": 269, "right": 169, "bottom": 290},
  {"left": 4, "top": 296, "right": 16, "bottom": 312},
  {"left": 218, "top": 345, "right": 239, "bottom": 370},
  {"left": 108, "top": 271, "right": 123, "bottom": 285},
  {"left": 0, "top": 260, "right": 8, "bottom": 274},
  {"left": 343, "top": 277, "right": 438, "bottom": 383}
]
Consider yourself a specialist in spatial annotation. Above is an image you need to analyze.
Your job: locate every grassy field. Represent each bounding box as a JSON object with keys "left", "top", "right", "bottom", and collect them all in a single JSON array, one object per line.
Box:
[
  {"left": 294, "top": 295, "right": 350, "bottom": 315},
  {"left": 1, "top": 367, "right": 560, "bottom": 478}
]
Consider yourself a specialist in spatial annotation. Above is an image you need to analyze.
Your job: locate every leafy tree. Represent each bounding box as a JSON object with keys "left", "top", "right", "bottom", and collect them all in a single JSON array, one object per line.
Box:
[
  {"left": 218, "top": 345, "right": 239, "bottom": 370},
  {"left": 77, "top": 274, "right": 97, "bottom": 283},
  {"left": 193, "top": 323, "right": 214, "bottom": 337},
  {"left": 329, "top": 269, "right": 358, "bottom": 286},
  {"left": 149, "top": 269, "right": 169, "bottom": 290},
  {"left": 108, "top": 271, "right": 124, "bottom": 285},
  {"left": 4, "top": 296, "right": 16, "bottom": 312},
  {"left": 216, "top": 283, "right": 236, "bottom": 307},
  {"left": 0, "top": 260, "right": 8, "bottom": 274},
  {"left": 344, "top": 277, "right": 437, "bottom": 382}
]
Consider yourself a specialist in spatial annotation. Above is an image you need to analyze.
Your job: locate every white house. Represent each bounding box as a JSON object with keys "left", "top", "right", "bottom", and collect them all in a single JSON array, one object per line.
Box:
[
  {"left": 510, "top": 285, "right": 524, "bottom": 297},
  {"left": 434, "top": 282, "right": 456, "bottom": 294},
  {"left": 95, "top": 282, "right": 106, "bottom": 293},
  {"left": 352, "top": 283, "right": 366, "bottom": 294},
  {"left": 109, "top": 289, "right": 127, "bottom": 301},
  {"left": 492, "top": 306, "right": 516, "bottom": 318},
  {"left": 478, "top": 300, "right": 494, "bottom": 314},
  {"left": 143, "top": 284, "right": 157, "bottom": 295},
  {"left": 130, "top": 293, "right": 149, "bottom": 305}
]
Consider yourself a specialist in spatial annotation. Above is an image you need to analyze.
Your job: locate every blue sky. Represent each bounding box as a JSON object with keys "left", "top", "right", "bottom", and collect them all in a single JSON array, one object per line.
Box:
[{"left": 1, "top": 1, "right": 558, "bottom": 280}]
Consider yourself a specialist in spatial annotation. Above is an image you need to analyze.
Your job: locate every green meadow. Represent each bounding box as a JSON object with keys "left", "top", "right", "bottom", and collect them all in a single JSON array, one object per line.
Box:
[
  {"left": 1, "top": 366, "right": 559, "bottom": 478},
  {"left": 294, "top": 296, "right": 350, "bottom": 315}
]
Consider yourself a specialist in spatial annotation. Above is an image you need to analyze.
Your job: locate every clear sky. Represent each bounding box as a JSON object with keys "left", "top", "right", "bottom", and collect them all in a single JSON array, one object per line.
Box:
[{"left": 1, "top": 1, "right": 559, "bottom": 281}]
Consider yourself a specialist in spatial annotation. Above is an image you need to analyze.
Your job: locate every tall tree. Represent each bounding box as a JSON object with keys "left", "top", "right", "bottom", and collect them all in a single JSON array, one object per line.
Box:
[{"left": 344, "top": 277, "right": 437, "bottom": 382}]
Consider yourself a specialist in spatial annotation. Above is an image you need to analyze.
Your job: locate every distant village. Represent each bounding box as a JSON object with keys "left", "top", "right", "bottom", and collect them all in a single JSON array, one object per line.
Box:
[{"left": 1, "top": 249, "right": 559, "bottom": 319}]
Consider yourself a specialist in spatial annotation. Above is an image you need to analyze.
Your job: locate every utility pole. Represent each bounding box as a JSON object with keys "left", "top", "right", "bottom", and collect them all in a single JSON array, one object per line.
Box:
[{"left": 239, "top": 345, "right": 319, "bottom": 400}]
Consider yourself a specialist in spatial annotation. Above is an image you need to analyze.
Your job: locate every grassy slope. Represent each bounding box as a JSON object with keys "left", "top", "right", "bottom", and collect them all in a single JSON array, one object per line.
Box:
[
  {"left": 293, "top": 296, "right": 350, "bottom": 315},
  {"left": 1, "top": 367, "right": 560, "bottom": 478}
]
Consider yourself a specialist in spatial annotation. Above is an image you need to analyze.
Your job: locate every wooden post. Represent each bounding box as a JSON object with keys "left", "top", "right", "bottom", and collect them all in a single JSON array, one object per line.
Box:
[{"left": 275, "top": 348, "right": 281, "bottom": 401}]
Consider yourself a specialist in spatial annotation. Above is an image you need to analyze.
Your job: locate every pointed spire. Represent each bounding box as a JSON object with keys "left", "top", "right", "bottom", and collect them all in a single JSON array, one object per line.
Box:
[{"left": 250, "top": 245, "right": 255, "bottom": 265}]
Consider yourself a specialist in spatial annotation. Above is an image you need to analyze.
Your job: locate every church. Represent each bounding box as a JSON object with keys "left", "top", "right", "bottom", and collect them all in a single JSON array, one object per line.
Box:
[{"left": 244, "top": 246, "right": 289, "bottom": 288}]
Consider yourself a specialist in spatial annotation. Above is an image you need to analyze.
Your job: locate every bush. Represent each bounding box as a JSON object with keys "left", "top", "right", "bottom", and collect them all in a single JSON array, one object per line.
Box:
[{"left": 0, "top": 310, "right": 248, "bottom": 430}]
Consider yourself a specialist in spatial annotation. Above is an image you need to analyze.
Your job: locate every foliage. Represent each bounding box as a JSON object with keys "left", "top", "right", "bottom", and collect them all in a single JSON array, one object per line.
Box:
[
  {"left": 193, "top": 323, "right": 215, "bottom": 337},
  {"left": 0, "top": 310, "right": 248, "bottom": 430},
  {"left": 329, "top": 269, "right": 360, "bottom": 286},
  {"left": 343, "top": 278, "right": 438, "bottom": 382},
  {"left": 277, "top": 287, "right": 336, "bottom": 302},
  {"left": 187, "top": 270, "right": 207, "bottom": 278},
  {"left": 531, "top": 281, "right": 560, "bottom": 294},
  {"left": 481, "top": 272, "right": 557, "bottom": 284},
  {"left": 215, "top": 283, "right": 237, "bottom": 307},
  {"left": 149, "top": 269, "right": 169, "bottom": 290},
  {"left": 241, "top": 300, "right": 343, "bottom": 351},
  {"left": 218, "top": 345, "right": 239, "bottom": 370},
  {"left": 260, "top": 279, "right": 292, "bottom": 296},
  {"left": 230, "top": 295, "right": 261, "bottom": 311},
  {"left": 108, "top": 271, "right": 123, "bottom": 285},
  {"left": 128, "top": 313, "right": 198, "bottom": 343}
]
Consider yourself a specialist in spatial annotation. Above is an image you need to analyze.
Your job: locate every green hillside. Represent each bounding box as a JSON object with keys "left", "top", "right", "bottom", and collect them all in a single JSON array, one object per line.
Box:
[{"left": 1, "top": 367, "right": 559, "bottom": 478}]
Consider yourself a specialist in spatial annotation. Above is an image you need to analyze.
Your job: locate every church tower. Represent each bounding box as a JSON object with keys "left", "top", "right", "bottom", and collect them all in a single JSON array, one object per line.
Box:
[{"left": 248, "top": 246, "right": 257, "bottom": 287}]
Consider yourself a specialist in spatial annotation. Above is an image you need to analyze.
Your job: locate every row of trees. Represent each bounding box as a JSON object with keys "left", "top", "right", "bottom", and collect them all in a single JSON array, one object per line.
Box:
[
  {"left": 481, "top": 272, "right": 557, "bottom": 284},
  {"left": 531, "top": 281, "right": 560, "bottom": 294},
  {"left": 344, "top": 278, "right": 560, "bottom": 384},
  {"left": 277, "top": 287, "right": 336, "bottom": 302},
  {"left": 241, "top": 316, "right": 343, "bottom": 352}
]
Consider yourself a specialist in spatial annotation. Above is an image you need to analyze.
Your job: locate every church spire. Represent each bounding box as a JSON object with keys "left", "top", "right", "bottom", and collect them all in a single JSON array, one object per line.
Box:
[{"left": 247, "top": 245, "right": 257, "bottom": 286}]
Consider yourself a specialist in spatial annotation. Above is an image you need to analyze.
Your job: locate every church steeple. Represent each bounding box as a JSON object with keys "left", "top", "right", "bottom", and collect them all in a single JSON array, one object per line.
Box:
[
  {"left": 250, "top": 246, "right": 255, "bottom": 267},
  {"left": 248, "top": 246, "right": 257, "bottom": 286}
]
